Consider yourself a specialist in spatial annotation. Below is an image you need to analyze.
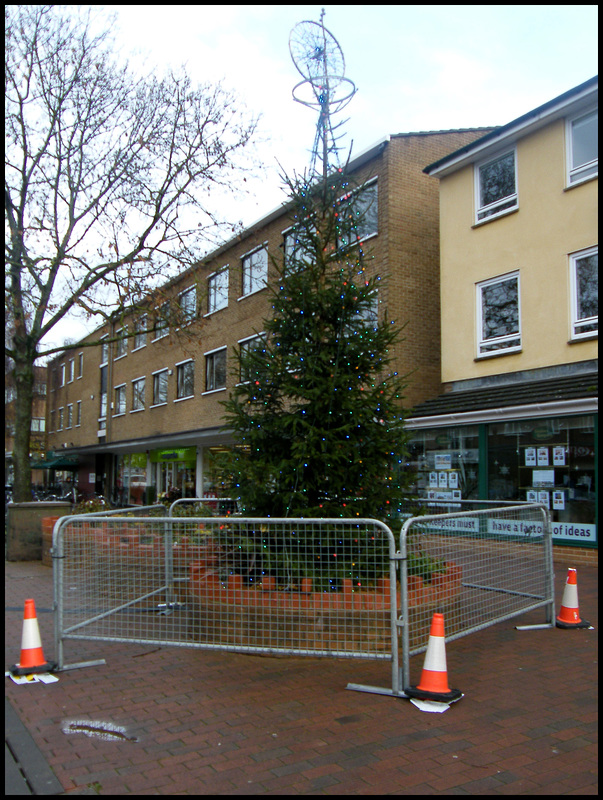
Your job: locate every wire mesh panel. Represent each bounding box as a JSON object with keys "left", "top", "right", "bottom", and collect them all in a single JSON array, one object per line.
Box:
[
  {"left": 168, "top": 497, "right": 240, "bottom": 517},
  {"left": 54, "top": 516, "right": 398, "bottom": 668},
  {"left": 399, "top": 504, "right": 553, "bottom": 662}
]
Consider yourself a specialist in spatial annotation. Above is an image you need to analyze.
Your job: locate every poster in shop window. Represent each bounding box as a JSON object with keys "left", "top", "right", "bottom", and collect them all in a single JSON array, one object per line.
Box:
[
  {"left": 525, "top": 447, "right": 537, "bottom": 466},
  {"left": 553, "top": 446, "right": 566, "bottom": 466},
  {"left": 553, "top": 490, "right": 565, "bottom": 510},
  {"left": 537, "top": 447, "right": 549, "bottom": 466}
]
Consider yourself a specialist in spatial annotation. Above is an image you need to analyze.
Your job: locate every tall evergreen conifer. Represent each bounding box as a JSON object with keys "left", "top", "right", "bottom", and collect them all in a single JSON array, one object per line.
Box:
[{"left": 221, "top": 169, "right": 413, "bottom": 522}]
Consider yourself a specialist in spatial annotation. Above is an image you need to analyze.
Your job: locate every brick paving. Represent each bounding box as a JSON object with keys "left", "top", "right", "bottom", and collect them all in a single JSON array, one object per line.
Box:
[{"left": 5, "top": 558, "right": 597, "bottom": 795}]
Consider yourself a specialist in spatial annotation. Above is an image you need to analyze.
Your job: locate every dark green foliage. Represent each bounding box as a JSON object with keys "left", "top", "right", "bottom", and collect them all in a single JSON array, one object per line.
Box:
[
  {"left": 220, "top": 169, "right": 413, "bottom": 525},
  {"left": 210, "top": 521, "right": 392, "bottom": 592}
]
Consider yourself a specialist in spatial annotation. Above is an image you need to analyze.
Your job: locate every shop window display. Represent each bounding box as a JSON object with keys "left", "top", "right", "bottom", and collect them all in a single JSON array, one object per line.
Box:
[
  {"left": 407, "top": 426, "right": 480, "bottom": 503},
  {"left": 488, "top": 415, "right": 596, "bottom": 544}
]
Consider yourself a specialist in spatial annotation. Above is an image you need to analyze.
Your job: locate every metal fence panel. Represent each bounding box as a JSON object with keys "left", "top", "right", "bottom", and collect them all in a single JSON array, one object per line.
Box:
[
  {"left": 397, "top": 503, "right": 554, "bottom": 691},
  {"left": 54, "top": 516, "right": 398, "bottom": 673}
]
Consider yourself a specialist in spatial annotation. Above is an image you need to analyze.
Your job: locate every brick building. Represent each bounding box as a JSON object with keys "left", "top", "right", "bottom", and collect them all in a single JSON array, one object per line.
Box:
[{"left": 45, "top": 129, "right": 490, "bottom": 504}]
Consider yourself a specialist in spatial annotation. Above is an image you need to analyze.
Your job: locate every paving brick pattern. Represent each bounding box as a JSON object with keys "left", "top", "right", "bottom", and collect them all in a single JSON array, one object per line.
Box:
[{"left": 5, "top": 559, "right": 597, "bottom": 795}]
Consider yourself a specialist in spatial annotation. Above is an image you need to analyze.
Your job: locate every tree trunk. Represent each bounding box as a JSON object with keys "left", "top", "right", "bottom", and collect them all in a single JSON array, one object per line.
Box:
[{"left": 12, "top": 352, "right": 35, "bottom": 503}]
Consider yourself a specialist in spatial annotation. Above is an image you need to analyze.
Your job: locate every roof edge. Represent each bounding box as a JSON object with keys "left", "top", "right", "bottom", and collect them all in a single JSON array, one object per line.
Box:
[{"left": 424, "top": 75, "right": 598, "bottom": 177}]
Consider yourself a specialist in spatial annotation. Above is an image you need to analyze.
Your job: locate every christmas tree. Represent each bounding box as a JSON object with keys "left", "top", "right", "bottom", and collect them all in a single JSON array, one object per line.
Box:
[{"left": 220, "top": 168, "right": 413, "bottom": 524}]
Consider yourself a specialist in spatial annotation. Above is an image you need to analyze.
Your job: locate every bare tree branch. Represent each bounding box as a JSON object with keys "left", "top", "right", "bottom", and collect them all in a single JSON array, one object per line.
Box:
[{"left": 5, "top": 5, "right": 260, "bottom": 499}]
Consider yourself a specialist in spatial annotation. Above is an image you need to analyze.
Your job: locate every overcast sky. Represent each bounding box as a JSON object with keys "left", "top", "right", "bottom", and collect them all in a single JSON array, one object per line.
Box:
[
  {"left": 50, "top": 4, "right": 598, "bottom": 348},
  {"left": 96, "top": 4, "right": 598, "bottom": 223}
]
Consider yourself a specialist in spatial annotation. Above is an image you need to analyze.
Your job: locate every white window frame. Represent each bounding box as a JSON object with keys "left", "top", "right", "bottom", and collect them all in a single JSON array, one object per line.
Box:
[
  {"left": 113, "top": 384, "right": 126, "bottom": 416},
  {"left": 133, "top": 315, "right": 147, "bottom": 351},
  {"left": 175, "top": 359, "right": 195, "bottom": 400},
  {"left": 115, "top": 327, "right": 128, "bottom": 359},
  {"left": 178, "top": 286, "right": 197, "bottom": 326},
  {"left": 282, "top": 221, "right": 319, "bottom": 273},
  {"left": 569, "top": 246, "right": 598, "bottom": 340},
  {"left": 238, "top": 333, "right": 266, "bottom": 384},
  {"left": 68, "top": 358, "right": 75, "bottom": 383},
  {"left": 204, "top": 347, "right": 227, "bottom": 394},
  {"left": 475, "top": 148, "right": 518, "bottom": 223},
  {"left": 58, "top": 407, "right": 64, "bottom": 431},
  {"left": 566, "top": 108, "right": 598, "bottom": 187},
  {"left": 151, "top": 368, "right": 169, "bottom": 407},
  {"left": 337, "top": 177, "right": 379, "bottom": 249},
  {"left": 153, "top": 302, "right": 170, "bottom": 341},
  {"left": 77, "top": 352, "right": 83, "bottom": 379},
  {"left": 76, "top": 400, "right": 82, "bottom": 427},
  {"left": 60, "top": 363, "right": 66, "bottom": 387},
  {"left": 241, "top": 245, "right": 268, "bottom": 298},
  {"left": 207, "top": 268, "right": 229, "bottom": 314},
  {"left": 131, "top": 376, "right": 146, "bottom": 412},
  {"left": 476, "top": 271, "right": 522, "bottom": 358},
  {"left": 100, "top": 335, "right": 109, "bottom": 365}
]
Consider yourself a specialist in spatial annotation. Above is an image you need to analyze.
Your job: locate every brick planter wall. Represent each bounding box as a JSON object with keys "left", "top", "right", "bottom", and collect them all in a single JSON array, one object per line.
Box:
[{"left": 187, "top": 562, "right": 462, "bottom": 652}]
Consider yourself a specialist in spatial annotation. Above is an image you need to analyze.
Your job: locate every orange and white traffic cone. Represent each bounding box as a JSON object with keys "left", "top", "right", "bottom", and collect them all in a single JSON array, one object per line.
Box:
[
  {"left": 556, "top": 568, "right": 590, "bottom": 629},
  {"left": 10, "top": 598, "right": 57, "bottom": 676},
  {"left": 405, "top": 612, "right": 462, "bottom": 703}
]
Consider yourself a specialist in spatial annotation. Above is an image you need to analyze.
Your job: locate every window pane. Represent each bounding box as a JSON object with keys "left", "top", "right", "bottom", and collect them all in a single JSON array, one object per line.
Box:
[
  {"left": 405, "top": 426, "right": 481, "bottom": 502},
  {"left": 576, "top": 253, "right": 598, "bottom": 321},
  {"left": 353, "top": 182, "right": 378, "bottom": 240},
  {"left": 180, "top": 288, "right": 196, "bottom": 323},
  {"left": 207, "top": 350, "right": 226, "bottom": 391},
  {"left": 572, "top": 111, "right": 598, "bottom": 170},
  {"left": 154, "top": 371, "right": 168, "bottom": 404},
  {"left": 209, "top": 270, "right": 229, "bottom": 311},
  {"left": 480, "top": 153, "right": 515, "bottom": 207},
  {"left": 177, "top": 362, "right": 194, "bottom": 398},
  {"left": 242, "top": 249, "right": 267, "bottom": 295},
  {"left": 482, "top": 277, "right": 519, "bottom": 340},
  {"left": 338, "top": 182, "right": 378, "bottom": 248},
  {"left": 133, "top": 379, "right": 145, "bottom": 410},
  {"left": 488, "top": 416, "right": 596, "bottom": 531}
]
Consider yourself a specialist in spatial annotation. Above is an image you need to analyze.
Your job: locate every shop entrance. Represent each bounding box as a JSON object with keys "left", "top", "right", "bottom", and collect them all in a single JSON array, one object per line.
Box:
[{"left": 150, "top": 447, "right": 197, "bottom": 502}]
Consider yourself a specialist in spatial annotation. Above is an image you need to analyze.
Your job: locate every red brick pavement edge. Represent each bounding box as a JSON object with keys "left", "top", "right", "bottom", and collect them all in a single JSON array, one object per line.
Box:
[{"left": 5, "top": 559, "right": 598, "bottom": 795}]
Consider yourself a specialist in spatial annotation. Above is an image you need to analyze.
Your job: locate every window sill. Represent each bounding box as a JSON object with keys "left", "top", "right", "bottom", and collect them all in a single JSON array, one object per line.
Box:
[
  {"left": 150, "top": 402, "right": 168, "bottom": 409},
  {"left": 474, "top": 347, "right": 522, "bottom": 361},
  {"left": 568, "top": 332, "right": 598, "bottom": 343},
  {"left": 174, "top": 395, "right": 194, "bottom": 403},
  {"left": 202, "top": 387, "right": 227, "bottom": 396},
  {"left": 472, "top": 206, "right": 519, "bottom": 228},
  {"left": 564, "top": 172, "right": 598, "bottom": 191},
  {"left": 130, "top": 408, "right": 145, "bottom": 413},
  {"left": 204, "top": 305, "right": 228, "bottom": 318},
  {"left": 238, "top": 285, "right": 267, "bottom": 301}
]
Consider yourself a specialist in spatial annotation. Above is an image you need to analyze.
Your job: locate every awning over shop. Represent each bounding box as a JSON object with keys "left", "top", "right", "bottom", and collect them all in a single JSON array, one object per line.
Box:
[
  {"left": 31, "top": 453, "right": 79, "bottom": 470},
  {"left": 409, "top": 372, "right": 598, "bottom": 419}
]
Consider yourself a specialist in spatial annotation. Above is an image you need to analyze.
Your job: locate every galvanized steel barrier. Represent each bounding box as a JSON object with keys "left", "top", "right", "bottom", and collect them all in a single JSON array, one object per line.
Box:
[
  {"left": 52, "top": 514, "right": 400, "bottom": 687},
  {"left": 52, "top": 502, "right": 554, "bottom": 699},
  {"left": 395, "top": 502, "right": 554, "bottom": 693}
]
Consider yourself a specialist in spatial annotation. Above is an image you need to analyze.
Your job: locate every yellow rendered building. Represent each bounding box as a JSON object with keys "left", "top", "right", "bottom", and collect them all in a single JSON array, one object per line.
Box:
[{"left": 410, "top": 76, "right": 598, "bottom": 555}]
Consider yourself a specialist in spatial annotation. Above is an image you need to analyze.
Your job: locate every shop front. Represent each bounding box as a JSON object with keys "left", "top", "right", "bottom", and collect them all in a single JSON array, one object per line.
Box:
[
  {"left": 405, "top": 375, "right": 598, "bottom": 551},
  {"left": 83, "top": 445, "right": 225, "bottom": 506},
  {"left": 147, "top": 447, "right": 197, "bottom": 503}
]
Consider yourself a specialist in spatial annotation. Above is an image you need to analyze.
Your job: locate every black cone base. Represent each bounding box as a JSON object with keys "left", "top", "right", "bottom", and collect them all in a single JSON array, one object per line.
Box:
[{"left": 405, "top": 685, "right": 463, "bottom": 703}]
